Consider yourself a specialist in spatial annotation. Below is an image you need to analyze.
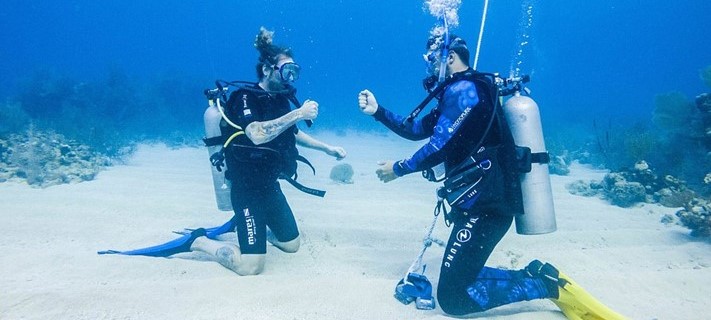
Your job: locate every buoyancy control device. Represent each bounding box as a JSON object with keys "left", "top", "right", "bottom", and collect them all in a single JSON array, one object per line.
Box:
[{"left": 202, "top": 80, "right": 324, "bottom": 211}]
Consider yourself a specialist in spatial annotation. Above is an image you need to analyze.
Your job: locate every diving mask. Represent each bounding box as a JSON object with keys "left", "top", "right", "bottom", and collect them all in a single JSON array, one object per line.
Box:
[
  {"left": 273, "top": 62, "right": 301, "bottom": 82},
  {"left": 422, "top": 35, "right": 469, "bottom": 92},
  {"left": 423, "top": 35, "right": 445, "bottom": 77}
]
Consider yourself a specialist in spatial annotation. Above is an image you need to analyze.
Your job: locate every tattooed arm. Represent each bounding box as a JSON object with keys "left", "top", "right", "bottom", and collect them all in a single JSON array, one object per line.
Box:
[{"left": 245, "top": 99, "right": 319, "bottom": 145}]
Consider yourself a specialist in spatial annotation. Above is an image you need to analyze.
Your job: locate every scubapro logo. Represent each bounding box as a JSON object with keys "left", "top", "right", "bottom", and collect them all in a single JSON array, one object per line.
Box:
[
  {"left": 456, "top": 229, "right": 471, "bottom": 242},
  {"left": 449, "top": 106, "right": 472, "bottom": 133}
]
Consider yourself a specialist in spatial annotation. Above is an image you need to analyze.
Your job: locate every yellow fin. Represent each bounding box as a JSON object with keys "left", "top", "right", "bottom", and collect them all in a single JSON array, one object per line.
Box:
[{"left": 552, "top": 271, "right": 628, "bottom": 320}]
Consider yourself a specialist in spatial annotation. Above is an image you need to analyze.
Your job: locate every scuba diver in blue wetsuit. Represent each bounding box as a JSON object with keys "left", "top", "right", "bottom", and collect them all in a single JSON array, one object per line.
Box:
[
  {"left": 99, "top": 27, "right": 346, "bottom": 276},
  {"left": 358, "top": 33, "right": 626, "bottom": 319}
]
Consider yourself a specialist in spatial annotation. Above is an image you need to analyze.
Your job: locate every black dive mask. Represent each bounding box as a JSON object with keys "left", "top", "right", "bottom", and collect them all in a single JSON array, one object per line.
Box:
[
  {"left": 421, "top": 35, "right": 468, "bottom": 93},
  {"left": 273, "top": 62, "right": 301, "bottom": 83}
]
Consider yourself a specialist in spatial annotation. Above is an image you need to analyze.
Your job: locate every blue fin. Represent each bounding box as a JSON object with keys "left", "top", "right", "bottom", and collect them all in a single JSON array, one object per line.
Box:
[
  {"left": 173, "top": 214, "right": 239, "bottom": 239},
  {"left": 98, "top": 228, "right": 206, "bottom": 257}
]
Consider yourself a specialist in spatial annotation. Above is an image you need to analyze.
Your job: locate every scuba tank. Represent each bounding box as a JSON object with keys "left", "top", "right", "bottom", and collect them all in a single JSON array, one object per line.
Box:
[
  {"left": 203, "top": 93, "right": 233, "bottom": 212},
  {"left": 502, "top": 91, "right": 556, "bottom": 235}
]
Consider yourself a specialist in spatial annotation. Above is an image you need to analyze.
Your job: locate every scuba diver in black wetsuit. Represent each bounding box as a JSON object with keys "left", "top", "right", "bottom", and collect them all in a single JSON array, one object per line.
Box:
[
  {"left": 357, "top": 32, "right": 627, "bottom": 319},
  {"left": 186, "top": 27, "right": 346, "bottom": 275},
  {"left": 99, "top": 27, "right": 346, "bottom": 276}
]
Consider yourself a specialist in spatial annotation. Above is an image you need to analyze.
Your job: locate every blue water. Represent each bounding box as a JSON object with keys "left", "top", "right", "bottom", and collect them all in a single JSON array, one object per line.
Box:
[{"left": 1, "top": 0, "right": 710, "bottom": 130}]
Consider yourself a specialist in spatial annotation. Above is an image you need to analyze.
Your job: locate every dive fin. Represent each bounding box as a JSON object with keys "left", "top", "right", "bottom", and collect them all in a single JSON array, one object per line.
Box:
[
  {"left": 551, "top": 299, "right": 583, "bottom": 320},
  {"left": 98, "top": 228, "right": 206, "bottom": 257},
  {"left": 173, "top": 215, "right": 239, "bottom": 239},
  {"left": 552, "top": 270, "right": 628, "bottom": 320}
]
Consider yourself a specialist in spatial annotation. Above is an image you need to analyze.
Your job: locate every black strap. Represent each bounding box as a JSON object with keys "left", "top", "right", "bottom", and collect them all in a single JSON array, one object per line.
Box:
[
  {"left": 280, "top": 155, "right": 323, "bottom": 196},
  {"left": 531, "top": 152, "right": 550, "bottom": 164},
  {"left": 439, "top": 72, "right": 501, "bottom": 180},
  {"left": 403, "top": 69, "right": 498, "bottom": 125},
  {"left": 284, "top": 89, "right": 313, "bottom": 128},
  {"left": 203, "top": 135, "right": 227, "bottom": 147},
  {"left": 216, "top": 80, "right": 312, "bottom": 127},
  {"left": 402, "top": 71, "right": 468, "bottom": 125},
  {"left": 443, "top": 159, "right": 491, "bottom": 190},
  {"left": 296, "top": 155, "right": 316, "bottom": 175},
  {"left": 280, "top": 175, "right": 326, "bottom": 197},
  {"left": 403, "top": 87, "right": 445, "bottom": 126}
]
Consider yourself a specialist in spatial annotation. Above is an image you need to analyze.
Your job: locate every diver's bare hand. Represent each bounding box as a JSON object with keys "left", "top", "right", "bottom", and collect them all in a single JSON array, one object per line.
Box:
[
  {"left": 326, "top": 145, "right": 347, "bottom": 160},
  {"left": 358, "top": 90, "right": 378, "bottom": 115},
  {"left": 376, "top": 160, "right": 398, "bottom": 183},
  {"left": 298, "top": 99, "right": 319, "bottom": 120}
]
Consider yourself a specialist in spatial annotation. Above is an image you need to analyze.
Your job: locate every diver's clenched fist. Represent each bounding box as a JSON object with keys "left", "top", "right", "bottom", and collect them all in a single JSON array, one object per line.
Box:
[{"left": 358, "top": 90, "right": 378, "bottom": 115}]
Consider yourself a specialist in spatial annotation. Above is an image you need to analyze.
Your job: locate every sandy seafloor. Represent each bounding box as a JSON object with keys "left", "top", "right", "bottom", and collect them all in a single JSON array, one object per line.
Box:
[{"left": 1, "top": 131, "right": 709, "bottom": 320}]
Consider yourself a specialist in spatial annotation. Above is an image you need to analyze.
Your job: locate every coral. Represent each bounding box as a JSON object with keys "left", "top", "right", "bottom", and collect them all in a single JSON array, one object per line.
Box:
[
  {"left": 634, "top": 160, "right": 649, "bottom": 171},
  {"left": 602, "top": 173, "right": 647, "bottom": 207},
  {"left": 660, "top": 214, "right": 676, "bottom": 225},
  {"left": 695, "top": 93, "right": 711, "bottom": 150},
  {"left": 676, "top": 198, "right": 711, "bottom": 237},
  {"left": 10, "top": 125, "right": 45, "bottom": 185},
  {"left": 619, "top": 161, "right": 661, "bottom": 190},
  {"left": 578, "top": 119, "right": 664, "bottom": 173},
  {"left": 12, "top": 69, "right": 203, "bottom": 157},
  {"left": 655, "top": 187, "right": 694, "bottom": 208},
  {"left": 698, "top": 93, "right": 711, "bottom": 113},
  {"left": 570, "top": 161, "right": 696, "bottom": 208},
  {"left": 329, "top": 163, "right": 354, "bottom": 184},
  {"left": 548, "top": 155, "right": 570, "bottom": 176},
  {"left": 0, "top": 137, "right": 11, "bottom": 182},
  {"left": 565, "top": 180, "right": 602, "bottom": 197},
  {"left": 702, "top": 173, "right": 711, "bottom": 198},
  {"left": 2, "top": 127, "right": 110, "bottom": 187},
  {"left": 0, "top": 138, "right": 9, "bottom": 163}
]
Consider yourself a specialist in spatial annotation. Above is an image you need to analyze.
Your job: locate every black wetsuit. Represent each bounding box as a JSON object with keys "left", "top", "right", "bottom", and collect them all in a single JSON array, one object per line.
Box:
[
  {"left": 373, "top": 69, "right": 553, "bottom": 315},
  {"left": 221, "top": 85, "right": 300, "bottom": 254}
]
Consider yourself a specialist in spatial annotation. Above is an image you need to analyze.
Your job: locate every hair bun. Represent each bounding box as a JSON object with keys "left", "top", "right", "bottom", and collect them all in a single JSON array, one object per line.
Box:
[{"left": 254, "top": 26, "right": 274, "bottom": 50}]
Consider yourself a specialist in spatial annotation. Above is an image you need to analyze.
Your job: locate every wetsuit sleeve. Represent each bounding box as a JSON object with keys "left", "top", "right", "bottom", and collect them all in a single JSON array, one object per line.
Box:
[
  {"left": 372, "top": 105, "right": 438, "bottom": 141},
  {"left": 392, "top": 81, "right": 480, "bottom": 176}
]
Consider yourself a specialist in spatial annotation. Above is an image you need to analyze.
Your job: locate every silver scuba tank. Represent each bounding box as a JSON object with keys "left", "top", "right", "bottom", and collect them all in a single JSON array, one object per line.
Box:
[
  {"left": 503, "top": 92, "right": 556, "bottom": 235},
  {"left": 204, "top": 101, "right": 233, "bottom": 211}
]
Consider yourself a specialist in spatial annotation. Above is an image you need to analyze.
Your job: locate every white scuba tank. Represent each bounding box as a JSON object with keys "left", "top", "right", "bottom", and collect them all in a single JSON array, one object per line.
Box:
[
  {"left": 503, "top": 92, "right": 556, "bottom": 235},
  {"left": 204, "top": 102, "right": 233, "bottom": 211}
]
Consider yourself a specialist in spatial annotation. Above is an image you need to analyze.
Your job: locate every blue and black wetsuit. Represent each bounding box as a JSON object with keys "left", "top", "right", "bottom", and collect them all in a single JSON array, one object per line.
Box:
[
  {"left": 221, "top": 85, "right": 300, "bottom": 255},
  {"left": 373, "top": 69, "right": 554, "bottom": 315}
]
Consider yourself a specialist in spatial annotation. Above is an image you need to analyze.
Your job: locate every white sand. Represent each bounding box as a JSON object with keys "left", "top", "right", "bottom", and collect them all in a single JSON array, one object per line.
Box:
[{"left": 1, "top": 132, "right": 709, "bottom": 320}]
